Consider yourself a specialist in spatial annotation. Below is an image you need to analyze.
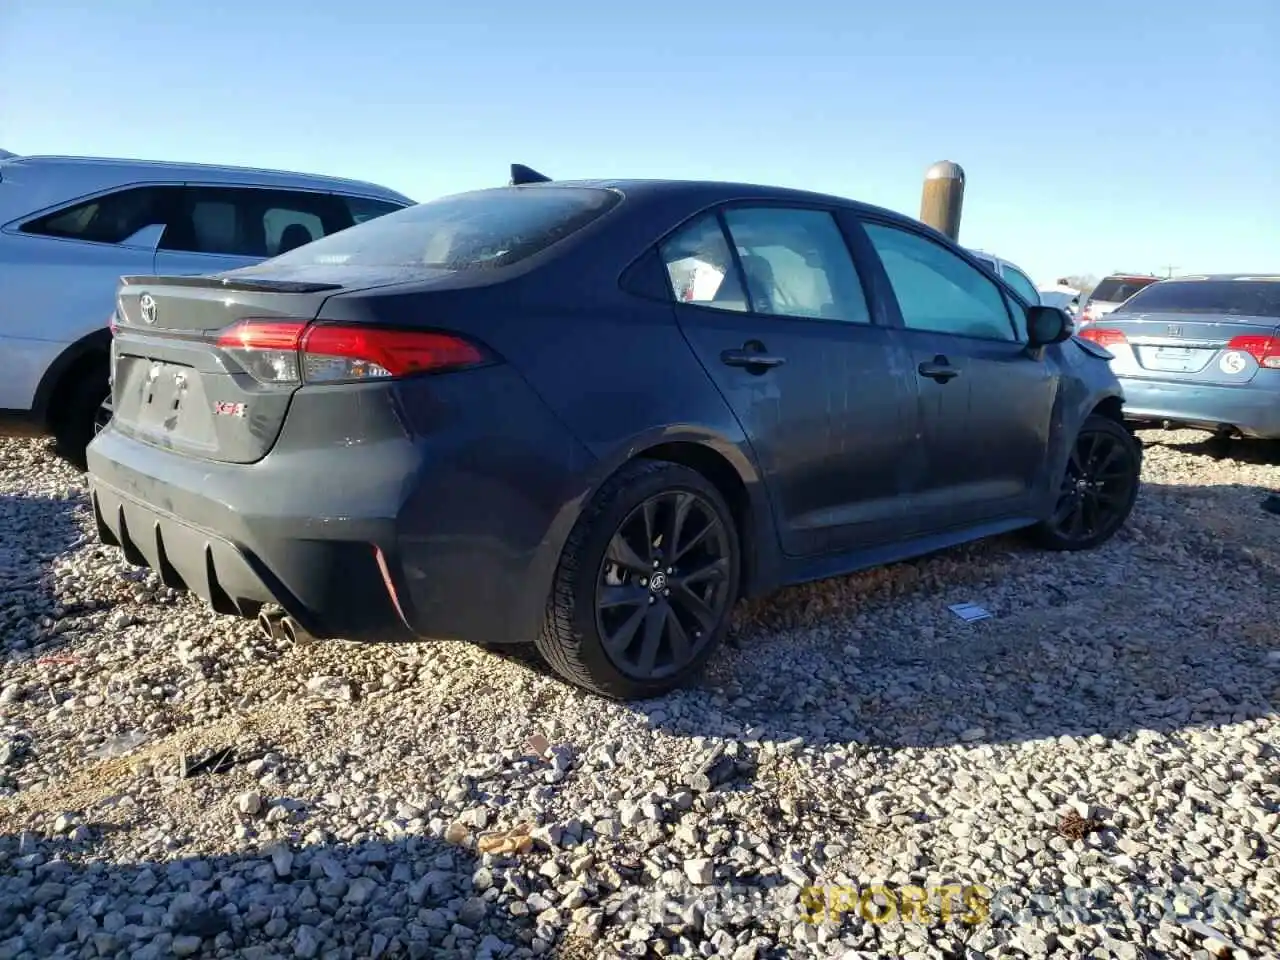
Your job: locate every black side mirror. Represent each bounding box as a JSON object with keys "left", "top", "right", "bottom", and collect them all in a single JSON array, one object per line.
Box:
[{"left": 1026, "top": 305, "right": 1074, "bottom": 347}]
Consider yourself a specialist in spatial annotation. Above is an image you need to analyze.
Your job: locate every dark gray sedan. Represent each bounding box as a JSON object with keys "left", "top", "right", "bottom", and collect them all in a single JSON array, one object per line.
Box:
[
  {"left": 87, "top": 172, "right": 1142, "bottom": 699},
  {"left": 1079, "top": 275, "right": 1280, "bottom": 439}
]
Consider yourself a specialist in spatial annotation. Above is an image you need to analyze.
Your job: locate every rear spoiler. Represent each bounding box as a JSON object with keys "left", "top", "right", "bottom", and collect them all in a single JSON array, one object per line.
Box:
[
  {"left": 510, "top": 163, "right": 552, "bottom": 185},
  {"left": 119, "top": 274, "right": 343, "bottom": 294}
]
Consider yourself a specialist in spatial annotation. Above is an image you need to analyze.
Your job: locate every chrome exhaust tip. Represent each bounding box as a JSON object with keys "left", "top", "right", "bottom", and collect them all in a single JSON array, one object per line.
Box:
[
  {"left": 280, "top": 616, "right": 313, "bottom": 646},
  {"left": 257, "top": 610, "right": 282, "bottom": 641}
]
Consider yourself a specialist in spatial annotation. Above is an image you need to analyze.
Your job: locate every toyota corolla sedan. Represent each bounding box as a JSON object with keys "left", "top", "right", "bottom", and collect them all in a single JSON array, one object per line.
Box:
[
  {"left": 1078, "top": 274, "right": 1280, "bottom": 439},
  {"left": 86, "top": 167, "right": 1141, "bottom": 699}
]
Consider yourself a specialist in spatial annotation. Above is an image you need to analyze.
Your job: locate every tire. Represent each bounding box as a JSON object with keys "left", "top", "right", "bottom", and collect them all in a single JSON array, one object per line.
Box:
[
  {"left": 535, "top": 460, "right": 741, "bottom": 700},
  {"left": 1031, "top": 414, "right": 1141, "bottom": 552},
  {"left": 52, "top": 365, "right": 111, "bottom": 472}
]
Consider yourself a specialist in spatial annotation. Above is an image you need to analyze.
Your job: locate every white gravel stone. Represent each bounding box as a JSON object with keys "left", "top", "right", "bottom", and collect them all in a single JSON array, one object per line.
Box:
[{"left": 0, "top": 430, "right": 1277, "bottom": 959}]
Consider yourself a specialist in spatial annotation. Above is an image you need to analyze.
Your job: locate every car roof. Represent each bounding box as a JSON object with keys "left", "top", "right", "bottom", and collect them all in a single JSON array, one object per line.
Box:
[
  {"left": 494, "top": 177, "right": 927, "bottom": 228},
  {"left": 964, "top": 247, "right": 1036, "bottom": 280},
  {"left": 0, "top": 154, "right": 414, "bottom": 204},
  {"left": 1160, "top": 273, "right": 1280, "bottom": 282}
]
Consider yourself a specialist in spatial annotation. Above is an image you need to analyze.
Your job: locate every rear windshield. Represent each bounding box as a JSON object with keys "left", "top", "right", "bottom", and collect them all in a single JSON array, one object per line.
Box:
[
  {"left": 1088, "top": 276, "right": 1158, "bottom": 304},
  {"left": 265, "top": 186, "right": 620, "bottom": 271},
  {"left": 1114, "top": 279, "right": 1280, "bottom": 319}
]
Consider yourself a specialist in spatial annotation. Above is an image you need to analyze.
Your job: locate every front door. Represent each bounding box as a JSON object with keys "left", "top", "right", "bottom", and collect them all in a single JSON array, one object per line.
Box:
[
  {"left": 859, "top": 220, "right": 1059, "bottom": 532},
  {"left": 661, "top": 205, "right": 918, "bottom": 557}
]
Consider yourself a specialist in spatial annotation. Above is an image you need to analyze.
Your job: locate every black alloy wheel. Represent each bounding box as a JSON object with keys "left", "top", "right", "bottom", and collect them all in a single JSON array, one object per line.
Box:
[
  {"left": 595, "top": 490, "right": 733, "bottom": 681},
  {"left": 536, "top": 460, "right": 741, "bottom": 699},
  {"left": 53, "top": 368, "right": 111, "bottom": 472},
  {"left": 1037, "top": 414, "right": 1140, "bottom": 550}
]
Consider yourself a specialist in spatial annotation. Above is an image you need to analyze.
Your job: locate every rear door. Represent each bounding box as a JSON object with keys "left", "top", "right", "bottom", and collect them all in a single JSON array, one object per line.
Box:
[
  {"left": 858, "top": 219, "right": 1058, "bottom": 532},
  {"left": 153, "top": 185, "right": 358, "bottom": 276},
  {"left": 1087, "top": 278, "right": 1280, "bottom": 385},
  {"left": 662, "top": 204, "right": 918, "bottom": 557}
]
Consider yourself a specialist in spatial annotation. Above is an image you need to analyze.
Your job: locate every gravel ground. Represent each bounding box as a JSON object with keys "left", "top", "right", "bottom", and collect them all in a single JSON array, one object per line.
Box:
[{"left": 1, "top": 429, "right": 1277, "bottom": 960}]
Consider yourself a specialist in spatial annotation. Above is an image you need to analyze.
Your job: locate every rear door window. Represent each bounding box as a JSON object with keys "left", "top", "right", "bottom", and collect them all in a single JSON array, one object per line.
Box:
[
  {"left": 20, "top": 185, "right": 175, "bottom": 244},
  {"left": 160, "top": 186, "right": 355, "bottom": 258},
  {"left": 721, "top": 206, "right": 870, "bottom": 323},
  {"left": 264, "top": 186, "right": 621, "bottom": 270}
]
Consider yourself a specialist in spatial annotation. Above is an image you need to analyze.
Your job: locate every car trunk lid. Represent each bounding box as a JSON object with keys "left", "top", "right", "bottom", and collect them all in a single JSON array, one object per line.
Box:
[
  {"left": 1086, "top": 311, "right": 1280, "bottom": 384},
  {"left": 110, "top": 276, "right": 344, "bottom": 464}
]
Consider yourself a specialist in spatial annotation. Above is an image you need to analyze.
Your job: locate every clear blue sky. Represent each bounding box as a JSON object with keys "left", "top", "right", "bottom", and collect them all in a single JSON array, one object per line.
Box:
[{"left": 2, "top": 0, "right": 1276, "bottom": 285}]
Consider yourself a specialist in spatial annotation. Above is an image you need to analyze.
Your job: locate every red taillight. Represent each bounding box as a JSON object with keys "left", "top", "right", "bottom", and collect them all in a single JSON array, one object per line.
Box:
[
  {"left": 1226, "top": 334, "right": 1280, "bottom": 369},
  {"left": 215, "top": 320, "right": 308, "bottom": 384},
  {"left": 1078, "top": 327, "right": 1128, "bottom": 348},
  {"left": 301, "top": 325, "right": 485, "bottom": 382},
  {"left": 216, "top": 320, "right": 308, "bottom": 351},
  {"left": 214, "top": 319, "right": 486, "bottom": 385}
]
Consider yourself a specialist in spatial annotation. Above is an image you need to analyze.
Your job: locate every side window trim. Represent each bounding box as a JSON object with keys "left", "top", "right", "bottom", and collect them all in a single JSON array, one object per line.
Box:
[
  {"left": 714, "top": 208, "right": 754, "bottom": 314},
  {"left": 857, "top": 215, "right": 1021, "bottom": 343}
]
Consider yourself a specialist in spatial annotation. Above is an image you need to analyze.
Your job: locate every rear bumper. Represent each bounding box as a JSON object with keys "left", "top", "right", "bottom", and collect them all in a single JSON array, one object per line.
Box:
[
  {"left": 1120, "top": 376, "right": 1280, "bottom": 439},
  {"left": 85, "top": 367, "right": 598, "bottom": 645},
  {"left": 88, "top": 429, "right": 414, "bottom": 642}
]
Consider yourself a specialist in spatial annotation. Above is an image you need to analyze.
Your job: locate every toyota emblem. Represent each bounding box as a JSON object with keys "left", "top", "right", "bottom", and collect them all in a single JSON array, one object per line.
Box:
[{"left": 139, "top": 293, "right": 157, "bottom": 325}]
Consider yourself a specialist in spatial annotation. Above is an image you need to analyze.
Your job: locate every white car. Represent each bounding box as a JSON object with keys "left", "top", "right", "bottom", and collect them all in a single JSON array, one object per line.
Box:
[
  {"left": 0, "top": 151, "right": 413, "bottom": 467},
  {"left": 1078, "top": 273, "right": 1162, "bottom": 326},
  {"left": 1038, "top": 281, "right": 1084, "bottom": 317},
  {"left": 966, "top": 249, "right": 1043, "bottom": 306}
]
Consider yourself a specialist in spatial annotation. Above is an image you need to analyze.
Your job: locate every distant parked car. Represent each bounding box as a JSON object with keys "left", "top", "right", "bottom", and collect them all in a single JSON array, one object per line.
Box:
[
  {"left": 1078, "top": 273, "right": 1161, "bottom": 326},
  {"left": 967, "top": 249, "right": 1043, "bottom": 306},
  {"left": 1038, "top": 279, "right": 1084, "bottom": 317},
  {"left": 87, "top": 169, "right": 1140, "bottom": 700},
  {"left": 0, "top": 152, "right": 413, "bottom": 467},
  {"left": 1078, "top": 274, "right": 1280, "bottom": 438}
]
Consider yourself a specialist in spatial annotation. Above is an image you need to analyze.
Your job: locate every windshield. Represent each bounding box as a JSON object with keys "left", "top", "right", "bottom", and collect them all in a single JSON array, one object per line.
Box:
[
  {"left": 264, "top": 186, "right": 621, "bottom": 271},
  {"left": 1115, "top": 279, "right": 1280, "bottom": 319},
  {"left": 1088, "top": 276, "right": 1158, "bottom": 304}
]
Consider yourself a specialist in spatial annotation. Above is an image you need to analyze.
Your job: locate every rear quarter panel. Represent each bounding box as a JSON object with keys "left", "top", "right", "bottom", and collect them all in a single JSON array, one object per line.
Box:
[{"left": 323, "top": 269, "right": 775, "bottom": 643}]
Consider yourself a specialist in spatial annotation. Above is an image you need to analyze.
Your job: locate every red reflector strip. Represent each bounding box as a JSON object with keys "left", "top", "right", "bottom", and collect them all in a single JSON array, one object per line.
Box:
[
  {"left": 1078, "top": 327, "right": 1127, "bottom": 348},
  {"left": 373, "top": 545, "right": 411, "bottom": 627}
]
